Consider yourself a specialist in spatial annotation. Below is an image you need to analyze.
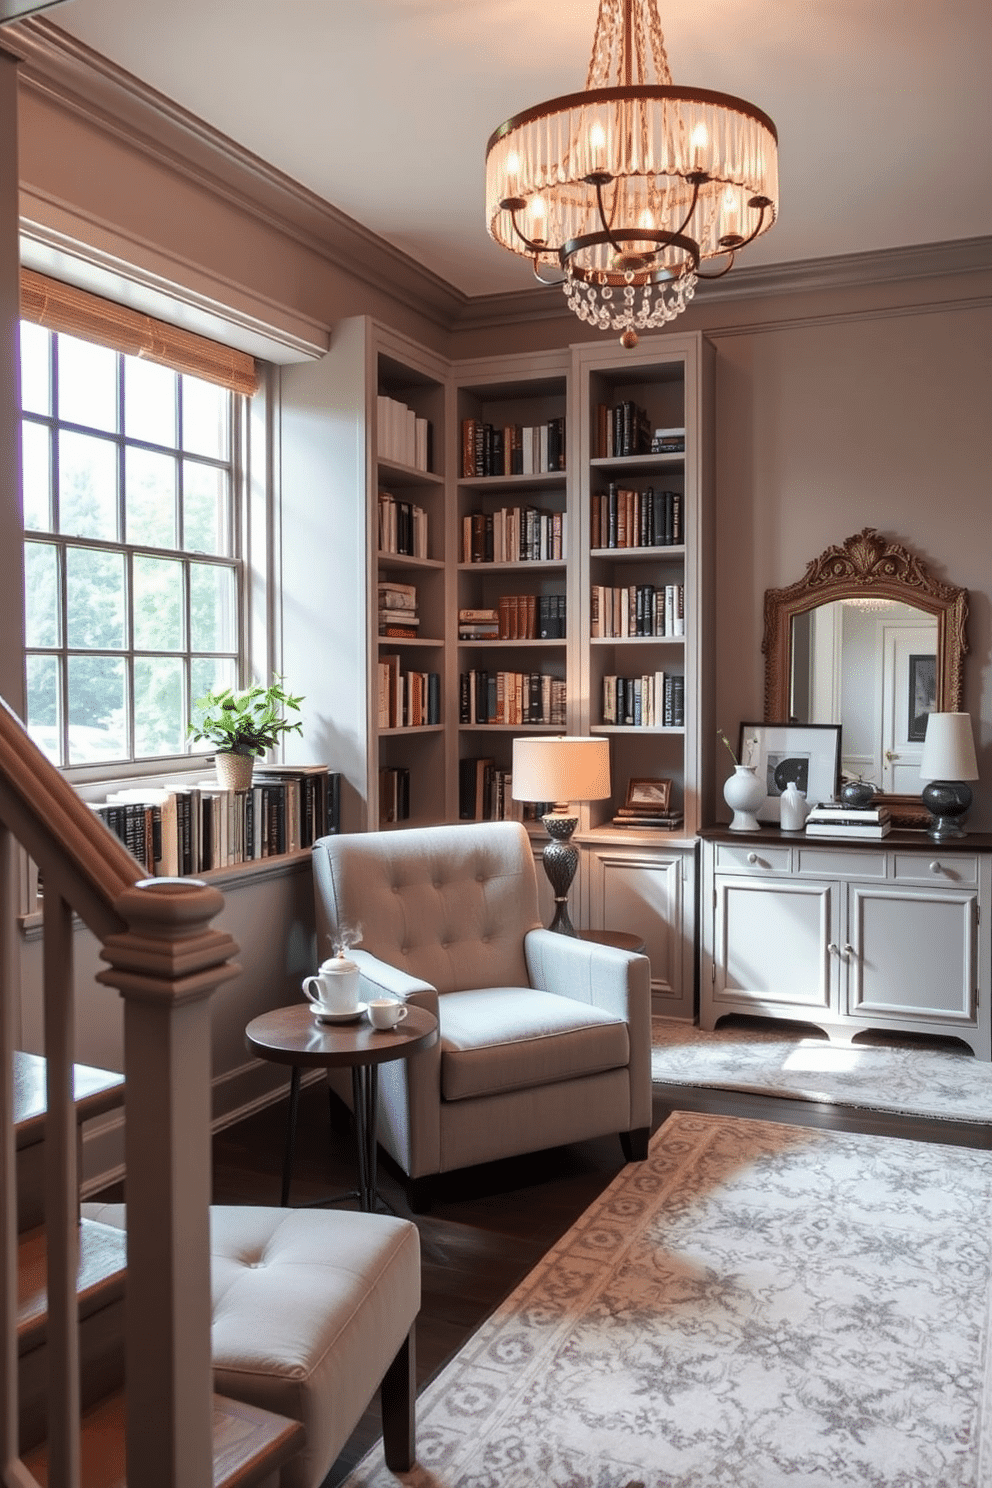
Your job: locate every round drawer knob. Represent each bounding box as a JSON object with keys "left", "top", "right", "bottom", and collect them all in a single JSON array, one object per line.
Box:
[
  {"left": 929, "top": 861, "right": 942, "bottom": 874},
  {"left": 827, "top": 943, "right": 839, "bottom": 955},
  {"left": 747, "top": 852, "right": 758, "bottom": 865}
]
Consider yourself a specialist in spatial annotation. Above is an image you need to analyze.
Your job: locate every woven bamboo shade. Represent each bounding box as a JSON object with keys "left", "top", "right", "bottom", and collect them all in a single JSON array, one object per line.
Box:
[{"left": 20, "top": 269, "right": 259, "bottom": 397}]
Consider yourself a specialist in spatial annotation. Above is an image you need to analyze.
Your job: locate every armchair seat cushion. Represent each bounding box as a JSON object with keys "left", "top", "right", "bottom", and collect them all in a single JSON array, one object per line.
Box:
[{"left": 438, "top": 988, "right": 629, "bottom": 1102}]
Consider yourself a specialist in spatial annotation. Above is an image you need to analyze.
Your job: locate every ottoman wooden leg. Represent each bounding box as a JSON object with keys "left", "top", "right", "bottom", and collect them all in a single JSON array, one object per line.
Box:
[{"left": 381, "top": 1327, "right": 415, "bottom": 1472}]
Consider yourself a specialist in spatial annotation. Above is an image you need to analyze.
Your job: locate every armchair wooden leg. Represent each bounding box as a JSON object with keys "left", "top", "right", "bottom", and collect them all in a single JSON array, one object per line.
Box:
[
  {"left": 619, "top": 1126, "right": 650, "bottom": 1162},
  {"left": 405, "top": 1175, "right": 434, "bottom": 1214},
  {"left": 381, "top": 1327, "right": 416, "bottom": 1471}
]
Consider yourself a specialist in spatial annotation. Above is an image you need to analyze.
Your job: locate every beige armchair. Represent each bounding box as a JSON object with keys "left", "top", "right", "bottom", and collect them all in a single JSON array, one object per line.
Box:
[{"left": 312, "top": 820, "right": 652, "bottom": 1207}]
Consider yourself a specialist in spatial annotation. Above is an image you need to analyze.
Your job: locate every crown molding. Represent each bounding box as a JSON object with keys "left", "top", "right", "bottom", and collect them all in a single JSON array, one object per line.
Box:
[
  {"left": 6, "top": 17, "right": 991, "bottom": 345},
  {"left": 7, "top": 15, "right": 467, "bottom": 330}
]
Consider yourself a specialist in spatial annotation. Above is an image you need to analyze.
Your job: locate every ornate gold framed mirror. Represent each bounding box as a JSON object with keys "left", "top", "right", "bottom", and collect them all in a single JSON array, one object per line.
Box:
[{"left": 763, "top": 528, "right": 968, "bottom": 813}]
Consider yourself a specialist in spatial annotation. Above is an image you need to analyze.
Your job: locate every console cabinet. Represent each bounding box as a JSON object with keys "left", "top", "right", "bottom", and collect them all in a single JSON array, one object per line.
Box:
[{"left": 700, "top": 831, "right": 991, "bottom": 1056}]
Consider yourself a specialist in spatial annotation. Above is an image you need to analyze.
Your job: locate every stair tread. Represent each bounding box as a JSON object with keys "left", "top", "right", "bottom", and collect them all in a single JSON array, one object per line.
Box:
[
  {"left": 18, "top": 1219, "right": 128, "bottom": 1353},
  {"left": 14, "top": 1050, "right": 125, "bottom": 1149},
  {"left": 21, "top": 1386, "right": 306, "bottom": 1487}
]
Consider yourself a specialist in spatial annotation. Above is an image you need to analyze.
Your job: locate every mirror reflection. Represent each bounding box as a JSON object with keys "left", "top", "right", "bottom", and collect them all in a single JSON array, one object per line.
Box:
[{"left": 789, "top": 599, "right": 938, "bottom": 794}]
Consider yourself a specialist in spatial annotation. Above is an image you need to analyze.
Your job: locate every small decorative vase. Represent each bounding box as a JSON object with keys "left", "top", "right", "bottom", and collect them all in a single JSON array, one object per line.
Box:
[
  {"left": 779, "top": 780, "right": 811, "bottom": 832},
  {"left": 215, "top": 751, "right": 255, "bottom": 792},
  {"left": 841, "top": 780, "right": 875, "bottom": 809},
  {"left": 723, "top": 766, "right": 765, "bottom": 833}
]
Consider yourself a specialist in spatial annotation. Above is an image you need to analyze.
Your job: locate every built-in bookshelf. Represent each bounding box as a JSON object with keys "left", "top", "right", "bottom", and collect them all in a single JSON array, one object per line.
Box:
[
  {"left": 452, "top": 353, "right": 571, "bottom": 822},
  {"left": 373, "top": 343, "right": 448, "bottom": 828}
]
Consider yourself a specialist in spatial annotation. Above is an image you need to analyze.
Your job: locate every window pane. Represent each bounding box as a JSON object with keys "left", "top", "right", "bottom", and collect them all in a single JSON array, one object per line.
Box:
[
  {"left": 134, "top": 656, "right": 184, "bottom": 757},
  {"left": 183, "top": 460, "right": 231, "bottom": 555},
  {"left": 67, "top": 655, "right": 126, "bottom": 763},
  {"left": 66, "top": 548, "right": 125, "bottom": 649},
  {"left": 125, "top": 357, "right": 177, "bottom": 447},
  {"left": 189, "top": 656, "right": 236, "bottom": 754},
  {"left": 57, "top": 334, "right": 118, "bottom": 433},
  {"left": 190, "top": 562, "right": 236, "bottom": 653},
  {"left": 182, "top": 375, "right": 229, "bottom": 460},
  {"left": 21, "top": 421, "right": 52, "bottom": 532},
  {"left": 59, "top": 430, "right": 118, "bottom": 541},
  {"left": 126, "top": 447, "right": 177, "bottom": 548},
  {"left": 25, "top": 542, "right": 60, "bottom": 648},
  {"left": 19, "top": 323, "right": 51, "bottom": 417},
  {"left": 26, "top": 656, "right": 61, "bottom": 764},
  {"left": 134, "top": 554, "right": 183, "bottom": 651}
]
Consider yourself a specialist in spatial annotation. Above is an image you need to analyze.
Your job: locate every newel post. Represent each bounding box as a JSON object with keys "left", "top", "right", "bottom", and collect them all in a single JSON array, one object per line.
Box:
[{"left": 96, "top": 878, "right": 241, "bottom": 1488}]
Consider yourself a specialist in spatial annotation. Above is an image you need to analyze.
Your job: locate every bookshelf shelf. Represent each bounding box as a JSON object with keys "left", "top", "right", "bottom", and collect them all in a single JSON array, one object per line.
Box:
[{"left": 377, "top": 457, "right": 445, "bottom": 487}]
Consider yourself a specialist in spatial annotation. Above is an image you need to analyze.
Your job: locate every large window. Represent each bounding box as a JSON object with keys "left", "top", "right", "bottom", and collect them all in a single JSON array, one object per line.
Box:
[{"left": 20, "top": 320, "right": 247, "bottom": 768}]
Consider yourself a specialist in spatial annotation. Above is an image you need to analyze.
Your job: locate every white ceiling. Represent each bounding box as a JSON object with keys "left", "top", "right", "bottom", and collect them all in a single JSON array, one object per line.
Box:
[{"left": 47, "top": 0, "right": 992, "bottom": 299}]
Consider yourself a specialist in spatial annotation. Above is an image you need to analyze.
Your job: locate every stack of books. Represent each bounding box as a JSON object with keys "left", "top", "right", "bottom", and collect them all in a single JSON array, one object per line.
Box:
[
  {"left": 459, "top": 606, "right": 500, "bottom": 640},
  {"left": 611, "top": 806, "right": 684, "bottom": 831},
  {"left": 378, "top": 580, "right": 418, "bottom": 637},
  {"left": 805, "top": 801, "right": 892, "bottom": 839}
]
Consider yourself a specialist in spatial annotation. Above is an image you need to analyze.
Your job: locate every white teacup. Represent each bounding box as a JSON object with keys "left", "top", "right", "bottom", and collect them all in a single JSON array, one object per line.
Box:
[
  {"left": 367, "top": 998, "right": 408, "bottom": 1030},
  {"left": 302, "top": 956, "right": 360, "bottom": 1016}
]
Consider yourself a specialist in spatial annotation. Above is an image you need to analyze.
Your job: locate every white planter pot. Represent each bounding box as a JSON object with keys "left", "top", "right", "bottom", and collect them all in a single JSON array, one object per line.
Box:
[{"left": 723, "top": 765, "right": 765, "bottom": 832}]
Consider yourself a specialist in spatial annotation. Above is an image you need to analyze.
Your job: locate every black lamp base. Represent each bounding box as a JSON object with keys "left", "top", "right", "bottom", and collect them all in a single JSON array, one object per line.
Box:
[
  {"left": 921, "top": 780, "right": 973, "bottom": 840},
  {"left": 541, "top": 812, "right": 579, "bottom": 936}
]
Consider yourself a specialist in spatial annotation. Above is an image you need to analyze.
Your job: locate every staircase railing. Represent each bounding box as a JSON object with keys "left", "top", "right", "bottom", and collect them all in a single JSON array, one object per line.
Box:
[{"left": 0, "top": 695, "right": 240, "bottom": 1488}]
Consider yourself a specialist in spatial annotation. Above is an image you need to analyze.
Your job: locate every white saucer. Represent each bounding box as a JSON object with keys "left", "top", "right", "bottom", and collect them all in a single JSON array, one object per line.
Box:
[{"left": 312, "top": 1002, "right": 368, "bottom": 1024}]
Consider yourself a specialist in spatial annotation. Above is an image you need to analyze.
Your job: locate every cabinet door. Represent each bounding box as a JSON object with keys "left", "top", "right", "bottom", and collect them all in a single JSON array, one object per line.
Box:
[
  {"left": 586, "top": 842, "right": 693, "bottom": 1017},
  {"left": 847, "top": 884, "right": 979, "bottom": 1027},
  {"left": 710, "top": 876, "right": 840, "bottom": 1017}
]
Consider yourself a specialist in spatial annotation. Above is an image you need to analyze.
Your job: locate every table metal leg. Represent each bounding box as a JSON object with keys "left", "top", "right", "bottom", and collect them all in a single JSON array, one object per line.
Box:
[
  {"left": 281, "top": 1065, "right": 301, "bottom": 1207},
  {"left": 352, "top": 1064, "right": 379, "bottom": 1213}
]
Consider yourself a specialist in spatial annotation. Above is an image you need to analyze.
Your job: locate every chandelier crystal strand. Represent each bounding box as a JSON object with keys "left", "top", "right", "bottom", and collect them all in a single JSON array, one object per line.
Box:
[{"left": 486, "top": 0, "right": 777, "bottom": 345}]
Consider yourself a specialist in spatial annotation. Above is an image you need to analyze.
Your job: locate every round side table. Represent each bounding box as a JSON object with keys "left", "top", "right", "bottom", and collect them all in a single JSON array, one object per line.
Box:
[
  {"left": 245, "top": 1003, "right": 438, "bottom": 1213},
  {"left": 579, "top": 929, "right": 647, "bottom": 954}
]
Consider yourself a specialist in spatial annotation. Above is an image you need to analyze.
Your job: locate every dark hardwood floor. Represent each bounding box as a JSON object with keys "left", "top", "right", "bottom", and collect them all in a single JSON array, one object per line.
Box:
[{"left": 199, "top": 1066, "right": 990, "bottom": 1486}]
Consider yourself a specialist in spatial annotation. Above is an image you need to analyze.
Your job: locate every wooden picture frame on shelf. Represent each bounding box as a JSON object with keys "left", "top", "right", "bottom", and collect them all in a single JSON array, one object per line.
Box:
[
  {"left": 624, "top": 777, "right": 672, "bottom": 812},
  {"left": 739, "top": 722, "right": 842, "bottom": 823}
]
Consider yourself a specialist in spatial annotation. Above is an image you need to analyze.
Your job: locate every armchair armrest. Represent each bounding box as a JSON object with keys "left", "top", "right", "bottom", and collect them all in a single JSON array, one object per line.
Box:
[
  {"left": 525, "top": 929, "right": 652, "bottom": 1131},
  {"left": 349, "top": 949, "right": 441, "bottom": 1179}
]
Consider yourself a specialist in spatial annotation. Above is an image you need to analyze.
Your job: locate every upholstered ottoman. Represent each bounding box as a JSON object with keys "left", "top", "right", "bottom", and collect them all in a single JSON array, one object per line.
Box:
[{"left": 82, "top": 1202, "right": 420, "bottom": 1488}]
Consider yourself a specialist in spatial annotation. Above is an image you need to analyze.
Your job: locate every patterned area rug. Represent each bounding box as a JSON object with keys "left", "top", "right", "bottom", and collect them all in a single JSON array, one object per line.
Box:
[
  {"left": 651, "top": 1017, "right": 992, "bottom": 1123},
  {"left": 342, "top": 1112, "right": 992, "bottom": 1487}
]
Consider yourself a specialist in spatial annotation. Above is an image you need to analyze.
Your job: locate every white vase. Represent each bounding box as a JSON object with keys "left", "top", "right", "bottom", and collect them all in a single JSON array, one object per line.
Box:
[
  {"left": 723, "top": 765, "right": 765, "bottom": 832},
  {"left": 215, "top": 751, "right": 255, "bottom": 792},
  {"left": 779, "top": 780, "right": 810, "bottom": 832}
]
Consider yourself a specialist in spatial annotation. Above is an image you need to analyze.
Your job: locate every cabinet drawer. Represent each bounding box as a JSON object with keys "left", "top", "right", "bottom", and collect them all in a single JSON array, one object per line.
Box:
[
  {"left": 714, "top": 843, "right": 791, "bottom": 874},
  {"left": 891, "top": 853, "right": 979, "bottom": 886},
  {"left": 796, "top": 847, "right": 886, "bottom": 879}
]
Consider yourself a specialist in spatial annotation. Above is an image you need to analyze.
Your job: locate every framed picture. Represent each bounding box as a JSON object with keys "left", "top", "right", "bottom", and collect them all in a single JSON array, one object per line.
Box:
[
  {"left": 738, "top": 722, "right": 842, "bottom": 823},
  {"left": 624, "top": 777, "right": 672, "bottom": 812},
  {"left": 907, "top": 653, "right": 937, "bottom": 743}
]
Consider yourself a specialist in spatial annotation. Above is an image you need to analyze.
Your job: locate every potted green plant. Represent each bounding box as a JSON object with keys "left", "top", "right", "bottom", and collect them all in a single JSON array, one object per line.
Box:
[{"left": 188, "top": 678, "right": 304, "bottom": 791}]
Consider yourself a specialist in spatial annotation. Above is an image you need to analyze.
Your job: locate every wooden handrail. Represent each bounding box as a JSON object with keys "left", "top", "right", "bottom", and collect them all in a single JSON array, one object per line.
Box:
[{"left": 0, "top": 695, "right": 140, "bottom": 940}]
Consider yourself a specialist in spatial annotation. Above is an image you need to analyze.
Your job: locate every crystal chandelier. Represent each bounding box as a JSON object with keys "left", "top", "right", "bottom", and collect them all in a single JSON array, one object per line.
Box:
[{"left": 485, "top": 0, "right": 779, "bottom": 347}]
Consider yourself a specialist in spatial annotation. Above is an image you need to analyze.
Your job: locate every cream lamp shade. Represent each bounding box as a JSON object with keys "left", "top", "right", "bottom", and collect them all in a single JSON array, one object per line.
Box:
[
  {"left": 512, "top": 736, "right": 612, "bottom": 807},
  {"left": 919, "top": 713, "right": 979, "bottom": 781}
]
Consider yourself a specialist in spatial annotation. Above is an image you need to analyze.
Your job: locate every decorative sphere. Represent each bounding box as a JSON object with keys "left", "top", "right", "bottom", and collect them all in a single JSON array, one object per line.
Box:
[{"left": 620, "top": 329, "right": 639, "bottom": 349}]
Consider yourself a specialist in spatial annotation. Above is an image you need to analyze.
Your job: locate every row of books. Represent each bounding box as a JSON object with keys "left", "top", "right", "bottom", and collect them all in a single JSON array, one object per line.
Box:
[
  {"left": 462, "top": 506, "right": 566, "bottom": 564},
  {"left": 378, "top": 490, "right": 429, "bottom": 559},
  {"left": 93, "top": 766, "right": 341, "bottom": 875},
  {"left": 591, "top": 487, "right": 683, "bottom": 550},
  {"left": 612, "top": 807, "right": 684, "bottom": 830},
  {"left": 591, "top": 584, "right": 684, "bottom": 639},
  {"left": 377, "top": 655, "right": 441, "bottom": 729},
  {"left": 460, "top": 670, "right": 567, "bottom": 727},
  {"left": 378, "top": 579, "right": 419, "bottom": 637},
  {"left": 376, "top": 396, "right": 432, "bottom": 472},
  {"left": 804, "top": 801, "right": 892, "bottom": 840},
  {"left": 461, "top": 418, "right": 566, "bottom": 478},
  {"left": 602, "top": 672, "right": 685, "bottom": 728},
  {"left": 458, "top": 758, "right": 547, "bottom": 823},
  {"left": 379, "top": 766, "right": 410, "bottom": 824},
  {"left": 459, "top": 595, "right": 566, "bottom": 641}
]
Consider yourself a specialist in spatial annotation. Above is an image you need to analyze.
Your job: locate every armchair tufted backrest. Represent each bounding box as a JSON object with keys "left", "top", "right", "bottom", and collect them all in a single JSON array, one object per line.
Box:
[{"left": 312, "top": 821, "right": 541, "bottom": 994}]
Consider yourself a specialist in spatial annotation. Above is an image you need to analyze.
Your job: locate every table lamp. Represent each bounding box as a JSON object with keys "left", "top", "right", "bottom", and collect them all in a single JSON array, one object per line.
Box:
[
  {"left": 511, "top": 735, "right": 611, "bottom": 935},
  {"left": 919, "top": 712, "right": 979, "bottom": 840}
]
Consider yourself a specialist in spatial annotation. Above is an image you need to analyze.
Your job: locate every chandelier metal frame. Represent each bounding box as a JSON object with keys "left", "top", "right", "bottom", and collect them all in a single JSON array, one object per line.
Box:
[{"left": 485, "top": 0, "right": 779, "bottom": 344}]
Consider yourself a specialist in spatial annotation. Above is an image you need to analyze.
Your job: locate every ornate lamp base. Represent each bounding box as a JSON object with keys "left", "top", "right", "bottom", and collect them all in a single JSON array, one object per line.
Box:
[
  {"left": 921, "top": 780, "right": 972, "bottom": 840},
  {"left": 540, "top": 812, "right": 580, "bottom": 936}
]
